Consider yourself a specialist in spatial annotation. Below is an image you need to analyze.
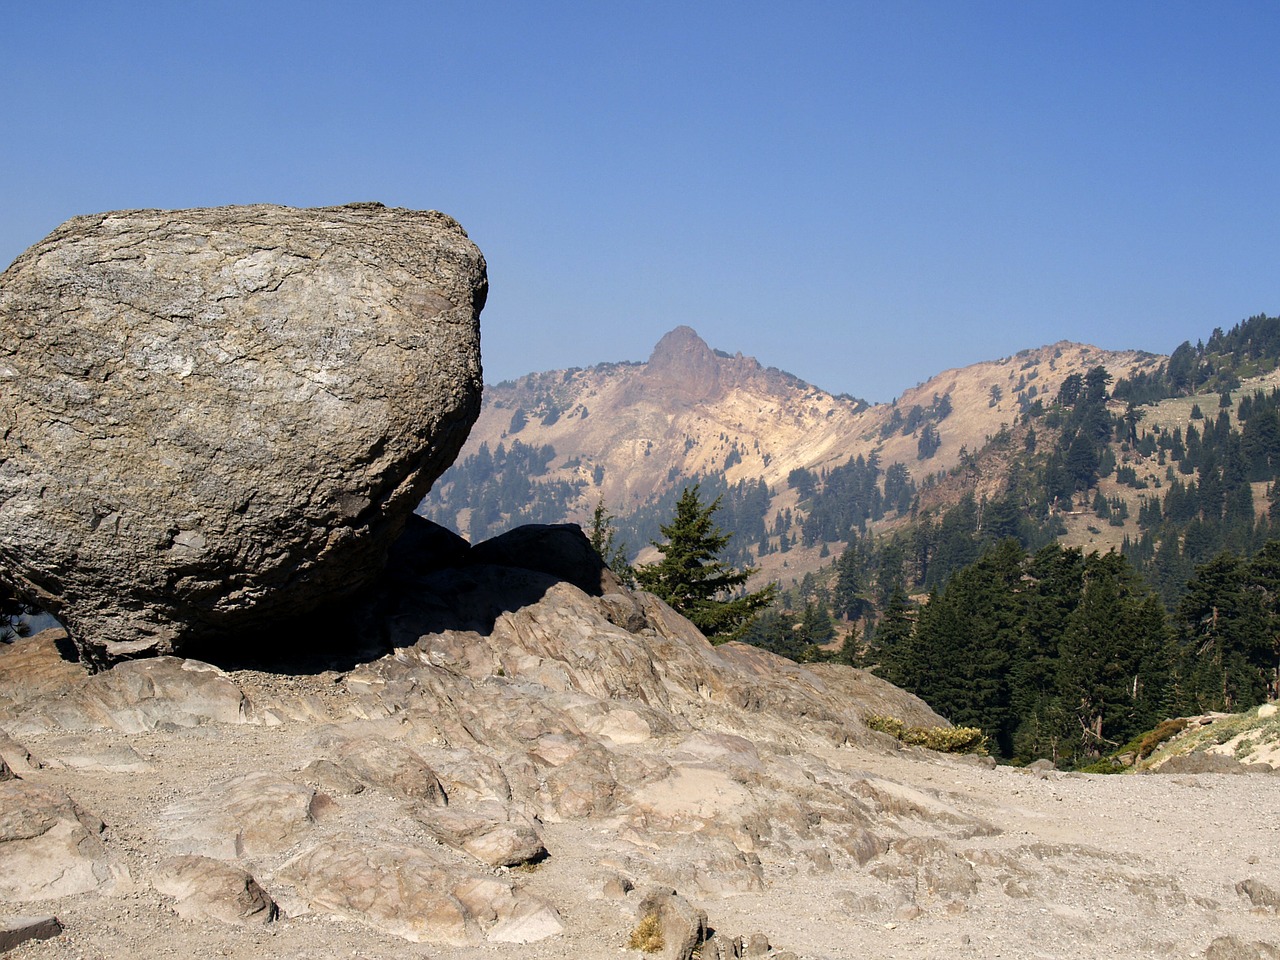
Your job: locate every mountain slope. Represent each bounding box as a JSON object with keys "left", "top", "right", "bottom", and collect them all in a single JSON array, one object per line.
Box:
[{"left": 424, "top": 326, "right": 1161, "bottom": 581}]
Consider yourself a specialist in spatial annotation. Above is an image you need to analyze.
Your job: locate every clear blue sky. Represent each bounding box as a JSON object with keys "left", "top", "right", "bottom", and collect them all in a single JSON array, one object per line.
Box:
[{"left": 3, "top": 2, "right": 1277, "bottom": 402}]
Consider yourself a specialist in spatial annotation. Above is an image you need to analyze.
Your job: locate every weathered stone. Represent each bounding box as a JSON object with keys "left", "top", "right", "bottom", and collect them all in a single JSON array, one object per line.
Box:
[
  {"left": 744, "top": 932, "right": 771, "bottom": 957},
  {"left": 298, "top": 759, "right": 366, "bottom": 796},
  {"left": 332, "top": 735, "right": 446, "bottom": 803},
  {"left": 0, "top": 203, "right": 485, "bottom": 663},
  {"left": 278, "top": 839, "right": 560, "bottom": 944},
  {"left": 12, "top": 657, "right": 246, "bottom": 735},
  {"left": 37, "top": 736, "right": 151, "bottom": 774},
  {"left": 0, "top": 631, "right": 84, "bottom": 713},
  {"left": 454, "top": 878, "right": 564, "bottom": 944},
  {"left": 1205, "top": 936, "right": 1280, "bottom": 960},
  {"left": 416, "top": 802, "right": 546, "bottom": 867},
  {"left": 635, "top": 887, "right": 708, "bottom": 960},
  {"left": 601, "top": 872, "right": 634, "bottom": 899},
  {"left": 280, "top": 840, "right": 475, "bottom": 944},
  {"left": 701, "top": 931, "right": 742, "bottom": 960},
  {"left": 1237, "top": 878, "right": 1280, "bottom": 912},
  {"left": 158, "top": 772, "right": 321, "bottom": 859},
  {"left": 1156, "top": 752, "right": 1252, "bottom": 775},
  {"left": 0, "top": 732, "right": 39, "bottom": 777},
  {"left": 0, "top": 781, "right": 110, "bottom": 900},
  {"left": 153, "top": 855, "right": 278, "bottom": 925},
  {"left": 0, "top": 915, "right": 62, "bottom": 952}
]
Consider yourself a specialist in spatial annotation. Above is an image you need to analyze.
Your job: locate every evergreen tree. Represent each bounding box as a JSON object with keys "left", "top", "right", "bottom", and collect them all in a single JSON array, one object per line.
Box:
[
  {"left": 588, "top": 497, "right": 635, "bottom": 586},
  {"left": 831, "top": 543, "right": 872, "bottom": 621},
  {"left": 800, "top": 600, "right": 836, "bottom": 645},
  {"left": 1055, "top": 553, "right": 1140, "bottom": 760},
  {"left": 636, "top": 485, "right": 774, "bottom": 642},
  {"left": 739, "top": 607, "right": 811, "bottom": 660},
  {"left": 869, "top": 584, "right": 915, "bottom": 679},
  {"left": 1010, "top": 544, "right": 1084, "bottom": 763},
  {"left": 1176, "top": 552, "right": 1274, "bottom": 711}
]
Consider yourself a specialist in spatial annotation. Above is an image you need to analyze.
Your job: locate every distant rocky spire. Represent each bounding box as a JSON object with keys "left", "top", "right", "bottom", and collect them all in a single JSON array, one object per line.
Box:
[{"left": 645, "top": 326, "right": 720, "bottom": 401}]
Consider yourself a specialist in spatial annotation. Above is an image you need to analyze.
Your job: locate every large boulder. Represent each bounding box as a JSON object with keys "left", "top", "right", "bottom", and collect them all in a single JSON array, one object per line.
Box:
[{"left": 0, "top": 203, "right": 486, "bottom": 663}]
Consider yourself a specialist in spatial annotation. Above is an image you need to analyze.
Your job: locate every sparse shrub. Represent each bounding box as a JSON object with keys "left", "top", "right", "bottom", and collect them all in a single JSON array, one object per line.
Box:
[
  {"left": 1077, "top": 758, "right": 1126, "bottom": 775},
  {"left": 628, "top": 913, "right": 664, "bottom": 953},
  {"left": 1134, "top": 718, "right": 1188, "bottom": 760},
  {"left": 865, "top": 714, "right": 988, "bottom": 754},
  {"left": 866, "top": 714, "right": 905, "bottom": 739}
]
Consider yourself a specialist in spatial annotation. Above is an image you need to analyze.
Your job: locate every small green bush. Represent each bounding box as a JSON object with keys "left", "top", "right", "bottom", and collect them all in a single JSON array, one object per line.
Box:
[
  {"left": 866, "top": 715, "right": 988, "bottom": 755},
  {"left": 1076, "top": 758, "right": 1126, "bottom": 775}
]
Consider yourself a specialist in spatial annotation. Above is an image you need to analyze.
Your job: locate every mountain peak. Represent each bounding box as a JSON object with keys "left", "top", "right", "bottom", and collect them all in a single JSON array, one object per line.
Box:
[
  {"left": 645, "top": 326, "right": 721, "bottom": 401},
  {"left": 648, "top": 325, "right": 714, "bottom": 368}
]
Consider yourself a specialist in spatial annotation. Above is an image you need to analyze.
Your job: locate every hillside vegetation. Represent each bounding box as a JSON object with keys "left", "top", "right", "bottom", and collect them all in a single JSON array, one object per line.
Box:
[
  {"left": 421, "top": 314, "right": 1280, "bottom": 768},
  {"left": 423, "top": 326, "right": 1155, "bottom": 575}
]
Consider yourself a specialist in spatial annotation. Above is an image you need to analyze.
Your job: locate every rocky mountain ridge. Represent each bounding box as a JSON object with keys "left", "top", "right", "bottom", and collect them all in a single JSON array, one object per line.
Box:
[{"left": 425, "top": 327, "right": 1160, "bottom": 577}]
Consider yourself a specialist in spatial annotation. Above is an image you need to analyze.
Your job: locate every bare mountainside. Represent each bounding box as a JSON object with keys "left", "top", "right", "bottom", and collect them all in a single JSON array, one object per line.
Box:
[{"left": 427, "top": 326, "right": 1161, "bottom": 568}]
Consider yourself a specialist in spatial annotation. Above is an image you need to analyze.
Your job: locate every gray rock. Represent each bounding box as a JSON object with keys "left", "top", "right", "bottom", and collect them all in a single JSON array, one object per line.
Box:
[
  {"left": 0, "top": 781, "right": 110, "bottom": 900},
  {"left": 634, "top": 887, "right": 708, "bottom": 960},
  {"left": 0, "top": 732, "right": 39, "bottom": 776},
  {"left": 1205, "top": 936, "right": 1280, "bottom": 960},
  {"left": 298, "top": 758, "right": 366, "bottom": 796},
  {"left": 0, "top": 203, "right": 485, "bottom": 663},
  {"left": 1237, "top": 878, "right": 1280, "bottom": 912},
  {"left": 1156, "top": 752, "right": 1251, "bottom": 775},
  {"left": 153, "top": 855, "right": 278, "bottom": 925},
  {"left": 332, "top": 735, "right": 446, "bottom": 803},
  {"left": 15, "top": 657, "right": 246, "bottom": 735},
  {"left": 0, "top": 915, "right": 62, "bottom": 952},
  {"left": 158, "top": 771, "right": 322, "bottom": 859},
  {"left": 278, "top": 839, "right": 562, "bottom": 944},
  {"left": 415, "top": 801, "right": 546, "bottom": 867},
  {"left": 601, "top": 872, "right": 634, "bottom": 899},
  {"left": 36, "top": 736, "right": 151, "bottom": 773}
]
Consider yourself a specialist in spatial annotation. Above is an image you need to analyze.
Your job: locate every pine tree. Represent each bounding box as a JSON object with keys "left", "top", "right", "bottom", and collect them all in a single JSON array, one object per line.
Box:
[
  {"left": 868, "top": 584, "right": 915, "bottom": 679},
  {"left": 636, "top": 485, "right": 775, "bottom": 642},
  {"left": 1177, "top": 551, "right": 1274, "bottom": 711},
  {"left": 801, "top": 600, "right": 836, "bottom": 645},
  {"left": 587, "top": 497, "right": 635, "bottom": 586}
]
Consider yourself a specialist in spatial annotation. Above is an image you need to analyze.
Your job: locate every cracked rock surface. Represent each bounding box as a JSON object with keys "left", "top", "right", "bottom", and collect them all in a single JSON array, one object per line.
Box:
[
  {"left": 2, "top": 525, "right": 1279, "bottom": 958},
  {"left": 0, "top": 203, "right": 485, "bottom": 663}
]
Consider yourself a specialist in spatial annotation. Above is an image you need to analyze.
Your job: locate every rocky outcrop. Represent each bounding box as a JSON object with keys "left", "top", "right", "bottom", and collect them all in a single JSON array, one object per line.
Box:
[
  {"left": 1, "top": 523, "right": 1274, "bottom": 956},
  {"left": 0, "top": 203, "right": 486, "bottom": 664},
  {"left": 152, "top": 856, "right": 278, "bottom": 926},
  {"left": 0, "top": 781, "right": 112, "bottom": 900},
  {"left": 275, "top": 840, "right": 563, "bottom": 944}
]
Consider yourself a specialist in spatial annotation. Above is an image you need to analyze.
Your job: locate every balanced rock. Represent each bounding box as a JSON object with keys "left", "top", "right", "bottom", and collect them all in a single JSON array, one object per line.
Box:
[{"left": 0, "top": 203, "right": 486, "bottom": 663}]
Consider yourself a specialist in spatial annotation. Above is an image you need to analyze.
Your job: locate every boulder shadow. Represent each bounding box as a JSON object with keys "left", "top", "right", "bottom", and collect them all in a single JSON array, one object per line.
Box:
[{"left": 192, "top": 519, "right": 613, "bottom": 676}]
